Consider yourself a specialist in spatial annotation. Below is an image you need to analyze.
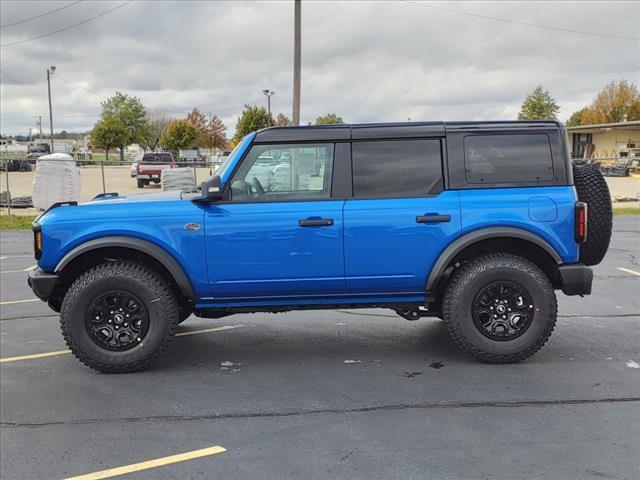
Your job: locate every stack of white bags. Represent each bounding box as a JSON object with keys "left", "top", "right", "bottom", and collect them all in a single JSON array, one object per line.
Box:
[
  {"left": 161, "top": 167, "right": 196, "bottom": 192},
  {"left": 32, "top": 153, "right": 81, "bottom": 212}
]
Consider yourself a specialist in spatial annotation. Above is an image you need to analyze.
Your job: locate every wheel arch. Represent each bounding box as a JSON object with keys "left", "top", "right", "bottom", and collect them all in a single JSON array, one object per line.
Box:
[
  {"left": 426, "top": 227, "right": 563, "bottom": 294},
  {"left": 53, "top": 237, "right": 195, "bottom": 302}
]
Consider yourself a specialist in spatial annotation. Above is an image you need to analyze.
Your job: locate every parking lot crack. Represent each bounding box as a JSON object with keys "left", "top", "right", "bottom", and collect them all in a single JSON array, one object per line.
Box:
[{"left": 2, "top": 397, "right": 639, "bottom": 429}]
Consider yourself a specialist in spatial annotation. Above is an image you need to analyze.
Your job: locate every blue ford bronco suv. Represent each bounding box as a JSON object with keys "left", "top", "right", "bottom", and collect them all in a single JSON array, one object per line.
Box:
[{"left": 28, "top": 121, "right": 612, "bottom": 372}]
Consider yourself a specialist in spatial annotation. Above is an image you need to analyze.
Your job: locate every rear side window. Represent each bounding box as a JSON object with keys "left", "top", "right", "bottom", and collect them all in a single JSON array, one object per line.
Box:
[
  {"left": 464, "top": 134, "right": 553, "bottom": 184},
  {"left": 352, "top": 139, "right": 443, "bottom": 198}
]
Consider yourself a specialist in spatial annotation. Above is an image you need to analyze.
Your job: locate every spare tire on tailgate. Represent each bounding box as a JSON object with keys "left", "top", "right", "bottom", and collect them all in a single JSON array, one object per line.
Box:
[{"left": 572, "top": 161, "right": 612, "bottom": 266}]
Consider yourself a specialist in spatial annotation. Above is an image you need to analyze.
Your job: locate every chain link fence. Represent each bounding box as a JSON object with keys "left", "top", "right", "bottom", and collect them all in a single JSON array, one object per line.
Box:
[{"left": 1, "top": 152, "right": 222, "bottom": 214}]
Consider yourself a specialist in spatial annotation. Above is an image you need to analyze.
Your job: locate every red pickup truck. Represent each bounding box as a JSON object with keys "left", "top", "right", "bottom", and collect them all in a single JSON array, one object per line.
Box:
[{"left": 136, "top": 152, "right": 176, "bottom": 188}]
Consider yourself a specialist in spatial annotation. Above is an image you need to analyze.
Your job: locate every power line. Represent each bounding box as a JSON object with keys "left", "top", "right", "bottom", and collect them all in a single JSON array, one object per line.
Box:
[
  {"left": 0, "top": 69, "right": 22, "bottom": 83},
  {"left": 55, "top": 74, "right": 108, "bottom": 99},
  {"left": 0, "top": 1, "right": 83, "bottom": 29},
  {"left": 0, "top": 1, "right": 133, "bottom": 47},
  {"left": 399, "top": 0, "right": 639, "bottom": 42}
]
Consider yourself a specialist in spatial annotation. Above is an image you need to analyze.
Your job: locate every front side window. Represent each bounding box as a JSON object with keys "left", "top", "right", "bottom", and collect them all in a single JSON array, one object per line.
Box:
[
  {"left": 352, "top": 139, "right": 443, "bottom": 198},
  {"left": 464, "top": 134, "right": 554, "bottom": 184},
  {"left": 230, "top": 143, "right": 334, "bottom": 201}
]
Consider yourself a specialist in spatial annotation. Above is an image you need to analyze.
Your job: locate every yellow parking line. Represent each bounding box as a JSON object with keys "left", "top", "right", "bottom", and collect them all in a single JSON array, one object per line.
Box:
[
  {"left": 1, "top": 325, "right": 241, "bottom": 364},
  {"left": 175, "top": 325, "right": 241, "bottom": 337},
  {"left": 0, "top": 350, "right": 71, "bottom": 363},
  {"left": 617, "top": 267, "right": 640, "bottom": 277},
  {"left": 1, "top": 265, "right": 36, "bottom": 274},
  {"left": 63, "top": 445, "right": 226, "bottom": 480},
  {"left": 0, "top": 298, "right": 39, "bottom": 305}
]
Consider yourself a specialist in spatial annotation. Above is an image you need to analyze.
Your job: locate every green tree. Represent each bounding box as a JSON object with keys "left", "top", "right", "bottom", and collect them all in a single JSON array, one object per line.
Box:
[
  {"left": 566, "top": 107, "right": 589, "bottom": 127},
  {"left": 100, "top": 92, "right": 149, "bottom": 160},
  {"left": 233, "top": 105, "right": 274, "bottom": 143},
  {"left": 315, "top": 113, "right": 345, "bottom": 125},
  {"left": 160, "top": 120, "right": 200, "bottom": 153},
  {"left": 517, "top": 86, "right": 560, "bottom": 121},
  {"left": 89, "top": 116, "right": 127, "bottom": 162},
  {"left": 581, "top": 80, "right": 640, "bottom": 125}
]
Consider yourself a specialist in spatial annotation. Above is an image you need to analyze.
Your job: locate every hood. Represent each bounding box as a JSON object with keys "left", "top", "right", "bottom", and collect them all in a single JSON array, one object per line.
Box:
[{"left": 83, "top": 190, "right": 185, "bottom": 206}]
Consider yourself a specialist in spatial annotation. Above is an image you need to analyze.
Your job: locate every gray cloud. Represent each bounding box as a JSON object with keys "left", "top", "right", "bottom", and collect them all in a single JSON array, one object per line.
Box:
[{"left": 1, "top": 0, "right": 638, "bottom": 136}]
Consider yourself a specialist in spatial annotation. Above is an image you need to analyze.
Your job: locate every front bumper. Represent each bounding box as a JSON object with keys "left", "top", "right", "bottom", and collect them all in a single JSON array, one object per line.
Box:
[
  {"left": 559, "top": 263, "right": 593, "bottom": 296},
  {"left": 27, "top": 268, "right": 59, "bottom": 301}
]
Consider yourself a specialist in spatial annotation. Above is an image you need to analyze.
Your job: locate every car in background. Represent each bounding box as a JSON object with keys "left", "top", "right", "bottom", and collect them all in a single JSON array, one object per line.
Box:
[
  {"left": 130, "top": 155, "right": 142, "bottom": 177},
  {"left": 135, "top": 152, "right": 176, "bottom": 188}
]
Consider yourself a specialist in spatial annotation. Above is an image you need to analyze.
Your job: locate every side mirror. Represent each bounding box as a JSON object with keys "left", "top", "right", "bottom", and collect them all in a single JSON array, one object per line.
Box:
[{"left": 199, "top": 175, "right": 223, "bottom": 202}]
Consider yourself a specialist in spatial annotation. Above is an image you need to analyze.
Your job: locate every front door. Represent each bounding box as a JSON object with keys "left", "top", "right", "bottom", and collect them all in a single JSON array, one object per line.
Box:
[
  {"left": 343, "top": 138, "right": 461, "bottom": 295},
  {"left": 203, "top": 142, "right": 345, "bottom": 300}
]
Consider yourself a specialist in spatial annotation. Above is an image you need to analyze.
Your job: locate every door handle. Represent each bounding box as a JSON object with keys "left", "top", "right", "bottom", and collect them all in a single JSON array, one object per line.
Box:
[
  {"left": 416, "top": 214, "right": 450, "bottom": 223},
  {"left": 299, "top": 218, "right": 334, "bottom": 227}
]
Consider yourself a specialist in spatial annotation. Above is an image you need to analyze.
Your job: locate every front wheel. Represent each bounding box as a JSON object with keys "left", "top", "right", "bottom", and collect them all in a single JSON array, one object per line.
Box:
[
  {"left": 442, "top": 253, "right": 557, "bottom": 363},
  {"left": 60, "top": 261, "right": 180, "bottom": 373}
]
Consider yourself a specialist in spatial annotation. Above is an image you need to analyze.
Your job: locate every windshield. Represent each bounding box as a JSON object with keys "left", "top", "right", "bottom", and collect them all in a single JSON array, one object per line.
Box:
[{"left": 215, "top": 133, "right": 255, "bottom": 183}]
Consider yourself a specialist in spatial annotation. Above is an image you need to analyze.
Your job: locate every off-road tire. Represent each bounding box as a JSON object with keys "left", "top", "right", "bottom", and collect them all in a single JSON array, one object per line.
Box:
[
  {"left": 572, "top": 161, "right": 612, "bottom": 266},
  {"left": 442, "top": 253, "right": 557, "bottom": 363},
  {"left": 60, "top": 261, "right": 179, "bottom": 373}
]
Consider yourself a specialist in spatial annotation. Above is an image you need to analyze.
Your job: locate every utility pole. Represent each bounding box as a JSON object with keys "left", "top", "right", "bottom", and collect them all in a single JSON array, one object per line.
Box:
[
  {"left": 37, "top": 116, "right": 43, "bottom": 140},
  {"left": 292, "top": 0, "right": 301, "bottom": 125},
  {"left": 47, "top": 65, "right": 56, "bottom": 151},
  {"left": 262, "top": 89, "right": 275, "bottom": 116}
]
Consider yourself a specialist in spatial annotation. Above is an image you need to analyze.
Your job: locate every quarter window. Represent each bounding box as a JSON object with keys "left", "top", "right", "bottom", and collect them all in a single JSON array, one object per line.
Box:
[
  {"left": 230, "top": 144, "right": 334, "bottom": 201},
  {"left": 352, "top": 139, "right": 443, "bottom": 198},
  {"left": 464, "top": 134, "right": 554, "bottom": 184}
]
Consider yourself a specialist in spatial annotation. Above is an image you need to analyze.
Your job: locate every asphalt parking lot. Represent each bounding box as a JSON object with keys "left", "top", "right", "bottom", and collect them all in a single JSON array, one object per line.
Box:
[{"left": 1, "top": 218, "right": 639, "bottom": 480}]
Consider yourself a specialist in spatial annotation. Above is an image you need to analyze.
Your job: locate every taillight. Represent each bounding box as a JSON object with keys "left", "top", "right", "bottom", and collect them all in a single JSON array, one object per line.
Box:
[
  {"left": 575, "top": 202, "right": 588, "bottom": 244},
  {"left": 33, "top": 223, "right": 42, "bottom": 260}
]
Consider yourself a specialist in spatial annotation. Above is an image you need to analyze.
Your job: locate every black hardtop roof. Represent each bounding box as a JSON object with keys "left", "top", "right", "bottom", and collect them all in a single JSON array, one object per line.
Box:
[{"left": 253, "top": 120, "right": 563, "bottom": 142}]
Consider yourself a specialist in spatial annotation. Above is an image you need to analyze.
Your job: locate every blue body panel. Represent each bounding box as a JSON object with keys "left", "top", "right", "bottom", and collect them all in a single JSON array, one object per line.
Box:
[
  {"left": 458, "top": 186, "right": 578, "bottom": 263},
  {"left": 37, "top": 191, "right": 210, "bottom": 297},
  {"left": 201, "top": 200, "right": 345, "bottom": 299},
  {"left": 343, "top": 192, "right": 462, "bottom": 294}
]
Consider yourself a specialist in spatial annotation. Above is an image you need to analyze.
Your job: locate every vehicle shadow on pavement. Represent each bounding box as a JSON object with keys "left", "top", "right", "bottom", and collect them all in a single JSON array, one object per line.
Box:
[{"left": 156, "top": 317, "right": 469, "bottom": 372}]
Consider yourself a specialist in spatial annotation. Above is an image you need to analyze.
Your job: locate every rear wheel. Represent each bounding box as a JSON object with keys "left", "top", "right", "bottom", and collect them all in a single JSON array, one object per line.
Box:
[
  {"left": 137, "top": 179, "right": 144, "bottom": 188},
  {"left": 60, "top": 261, "right": 179, "bottom": 373},
  {"left": 442, "top": 253, "right": 557, "bottom": 363}
]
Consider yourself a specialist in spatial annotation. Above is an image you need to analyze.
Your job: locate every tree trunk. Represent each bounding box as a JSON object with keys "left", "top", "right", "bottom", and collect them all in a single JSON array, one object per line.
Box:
[
  {"left": 119, "top": 147, "right": 125, "bottom": 162},
  {"left": 106, "top": 149, "right": 109, "bottom": 162}
]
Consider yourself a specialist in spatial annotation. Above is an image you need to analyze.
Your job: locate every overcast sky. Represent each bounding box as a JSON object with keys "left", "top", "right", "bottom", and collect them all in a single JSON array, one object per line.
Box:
[{"left": 1, "top": 0, "right": 638, "bottom": 137}]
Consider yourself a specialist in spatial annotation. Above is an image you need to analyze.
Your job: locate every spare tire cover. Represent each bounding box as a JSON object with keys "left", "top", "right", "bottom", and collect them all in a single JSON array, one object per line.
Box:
[{"left": 572, "top": 161, "right": 612, "bottom": 266}]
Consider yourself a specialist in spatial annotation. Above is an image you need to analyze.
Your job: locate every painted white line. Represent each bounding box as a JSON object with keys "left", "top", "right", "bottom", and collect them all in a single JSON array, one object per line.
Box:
[
  {"left": 0, "top": 256, "right": 6, "bottom": 261},
  {"left": 175, "top": 324, "right": 242, "bottom": 337},
  {"left": 1, "top": 325, "right": 242, "bottom": 364},
  {"left": 0, "top": 298, "right": 39, "bottom": 305},
  {"left": 63, "top": 445, "right": 226, "bottom": 480},
  {"left": 0, "top": 255, "right": 33, "bottom": 260},
  {"left": 617, "top": 267, "right": 640, "bottom": 277}
]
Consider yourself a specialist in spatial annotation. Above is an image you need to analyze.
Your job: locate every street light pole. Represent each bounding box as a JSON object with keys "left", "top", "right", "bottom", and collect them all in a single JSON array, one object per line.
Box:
[
  {"left": 262, "top": 89, "right": 275, "bottom": 116},
  {"left": 47, "top": 65, "right": 56, "bottom": 152},
  {"left": 292, "top": 0, "right": 301, "bottom": 125}
]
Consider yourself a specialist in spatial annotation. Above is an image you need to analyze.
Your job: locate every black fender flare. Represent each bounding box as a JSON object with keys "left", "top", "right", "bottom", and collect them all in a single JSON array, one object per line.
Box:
[
  {"left": 54, "top": 236, "right": 195, "bottom": 298},
  {"left": 425, "top": 227, "right": 562, "bottom": 292}
]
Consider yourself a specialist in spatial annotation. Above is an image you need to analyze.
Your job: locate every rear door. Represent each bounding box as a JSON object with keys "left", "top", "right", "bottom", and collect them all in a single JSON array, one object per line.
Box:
[{"left": 343, "top": 134, "right": 461, "bottom": 295}]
